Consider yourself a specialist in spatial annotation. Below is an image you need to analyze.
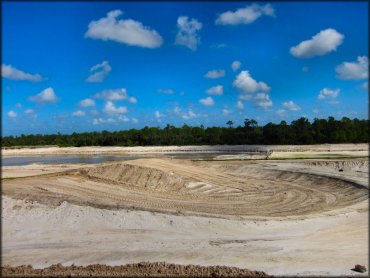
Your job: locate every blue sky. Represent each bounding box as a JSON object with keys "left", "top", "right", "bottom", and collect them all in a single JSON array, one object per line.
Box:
[{"left": 2, "top": 1, "right": 368, "bottom": 136}]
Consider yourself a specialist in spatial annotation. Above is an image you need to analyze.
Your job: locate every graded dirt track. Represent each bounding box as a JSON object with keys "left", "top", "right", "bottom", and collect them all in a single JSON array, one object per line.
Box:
[{"left": 3, "top": 158, "right": 368, "bottom": 218}]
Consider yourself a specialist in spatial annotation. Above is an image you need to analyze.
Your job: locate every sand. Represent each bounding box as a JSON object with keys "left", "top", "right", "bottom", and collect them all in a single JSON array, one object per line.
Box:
[{"left": 2, "top": 145, "right": 369, "bottom": 276}]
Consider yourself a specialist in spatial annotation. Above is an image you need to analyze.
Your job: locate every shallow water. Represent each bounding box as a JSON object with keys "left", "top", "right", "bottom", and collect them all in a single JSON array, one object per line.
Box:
[
  {"left": 2, "top": 152, "right": 266, "bottom": 166},
  {"left": 1, "top": 155, "right": 138, "bottom": 166}
]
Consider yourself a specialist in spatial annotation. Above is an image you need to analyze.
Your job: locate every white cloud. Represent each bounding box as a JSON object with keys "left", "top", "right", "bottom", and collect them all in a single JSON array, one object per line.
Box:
[
  {"left": 1, "top": 64, "right": 43, "bottom": 82},
  {"left": 276, "top": 109, "right": 286, "bottom": 115},
  {"left": 302, "top": 66, "right": 309, "bottom": 72},
  {"left": 313, "top": 109, "right": 319, "bottom": 114},
  {"left": 233, "top": 70, "right": 271, "bottom": 94},
  {"left": 236, "top": 100, "right": 244, "bottom": 110},
  {"left": 231, "top": 60, "right": 242, "bottom": 72},
  {"left": 15, "top": 103, "right": 22, "bottom": 108},
  {"left": 362, "top": 82, "right": 368, "bottom": 90},
  {"left": 206, "top": 85, "right": 223, "bottom": 95},
  {"left": 128, "top": 97, "right": 137, "bottom": 104},
  {"left": 290, "top": 28, "right": 344, "bottom": 58},
  {"left": 7, "top": 110, "right": 17, "bottom": 118},
  {"left": 282, "top": 100, "right": 301, "bottom": 111},
  {"left": 155, "top": 110, "right": 165, "bottom": 118},
  {"left": 24, "top": 109, "right": 34, "bottom": 114},
  {"left": 182, "top": 109, "right": 198, "bottom": 120},
  {"left": 222, "top": 109, "right": 231, "bottom": 115},
  {"left": 204, "top": 69, "right": 225, "bottom": 79},
  {"left": 28, "top": 87, "right": 58, "bottom": 104},
  {"left": 215, "top": 3, "right": 275, "bottom": 25},
  {"left": 85, "top": 10, "right": 163, "bottom": 48},
  {"left": 175, "top": 16, "right": 202, "bottom": 51},
  {"left": 79, "top": 98, "right": 96, "bottom": 107},
  {"left": 72, "top": 110, "right": 86, "bottom": 117},
  {"left": 199, "top": 96, "right": 214, "bottom": 106},
  {"left": 157, "top": 88, "right": 174, "bottom": 94},
  {"left": 328, "top": 100, "right": 339, "bottom": 105},
  {"left": 118, "top": 115, "right": 130, "bottom": 122},
  {"left": 132, "top": 118, "right": 139, "bottom": 124},
  {"left": 254, "top": 93, "right": 272, "bottom": 108},
  {"left": 24, "top": 109, "right": 37, "bottom": 119},
  {"left": 86, "top": 61, "right": 112, "bottom": 82},
  {"left": 318, "top": 88, "right": 340, "bottom": 99},
  {"left": 335, "top": 56, "right": 368, "bottom": 80},
  {"left": 103, "top": 101, "right": 127, "bottom": 114},
  {"left": 95, "top": 88, "right": 128, "bottom": 101},
  {"left": 170, "top": 106, "right": 199, "bottom": 120},
  {"left": 93, "top": 118, "right": 103, "bottom": 125}
]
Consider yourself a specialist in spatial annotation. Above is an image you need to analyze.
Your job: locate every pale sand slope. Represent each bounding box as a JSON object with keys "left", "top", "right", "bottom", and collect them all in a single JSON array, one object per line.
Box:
[
  {"left": 2, "top": 163, "right": 93, "bottom": 178},
  {"left": 2, "top": 196, "right": 368, "bottom": 277}
]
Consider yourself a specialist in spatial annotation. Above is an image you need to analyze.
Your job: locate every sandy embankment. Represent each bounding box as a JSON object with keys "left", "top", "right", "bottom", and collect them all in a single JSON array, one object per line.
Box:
[{"left": 2, "top": 153, "right": 369, "bottom": 276}]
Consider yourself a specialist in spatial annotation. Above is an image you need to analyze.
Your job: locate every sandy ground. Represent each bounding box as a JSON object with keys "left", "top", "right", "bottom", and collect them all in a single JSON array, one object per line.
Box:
[{"left": 2, "top": 146, "right": 369, "bottom": 276}]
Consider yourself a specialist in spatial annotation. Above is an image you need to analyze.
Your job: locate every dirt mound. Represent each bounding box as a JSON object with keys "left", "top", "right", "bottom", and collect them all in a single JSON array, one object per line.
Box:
[
  {"left": 302, "top": 160, "right": 369, "bottom": 172},
  {"left": 1, "top": 262, "right": 269, "bottom": 277},
  {"left": 3, "top": 159, "right": 368, "bottom": 217}
]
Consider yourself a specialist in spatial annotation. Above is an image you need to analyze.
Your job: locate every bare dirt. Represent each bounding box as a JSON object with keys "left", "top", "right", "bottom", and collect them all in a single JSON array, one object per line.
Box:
[
  {"left": 1, "top": 262, "right": 269, "bottom": 277},
  {"left": 2, "top": 146, "right": 369, "bottom": 276},
  {"left": 3, "top": 158, "right": 368, "bottom": 218}
]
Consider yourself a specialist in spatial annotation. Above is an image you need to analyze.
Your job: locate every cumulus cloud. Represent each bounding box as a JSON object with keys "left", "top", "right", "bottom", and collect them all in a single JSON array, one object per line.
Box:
[
  {"left": 182, "top": 109, "right": 198, "bottom": 120},
  {"left": 199, "top": 96, "right": 214, "bottom": 106},
  {"left": 318, "top": 88, "right": 340, "bottom": 99},
  {"left": 24, "top": 109, "right": 37, "bottom": 119},
  {"left": 236, "top": 100, "right": 244, "bottom": 110},
  {"left": 157, "top": 88, "right": 174, "bottom": 94},
  {"left": 335, "top": 56, "right": 368, "bottom": 80},
  {"left": 171, "top": 106, "right": 198, "bottom": 120},
  {"left": 222, "top": 109, "right": 231, "bottom": 115},
  {"left": 85, "top": 10, "right": 163, "bottom": 48},
  {"left": 79, "top": 98, "right": 96, "bottom": 107},
  {"left": 86, "top": 61, "right": 112, "bottom": 82},
  {"left": 215, "top": 3, "right": 275, "bottom": 25},
  {"left": 290, "top": 28, "right": 344, "bottom": 58},
  {"left": 233, "top": 70, "right": 271, "bottom": 95},
  {"left": 95, "top": 88, "right": 128, "bottom": 101},
  {"left": 282, "top": 100, "right": 301, "bottom": 111},
  {"left": 72, "top": 110, "right": 86, "bottom": 117},
  {"left": 175, "top": 16, "right": 202, "bottom": 51},
  {"left": 206, "top": 85, "right": 223, "bottom": 95},
  {"left": 276, "top": 109, "right": 286, "bottom": 116},
  {"left": 7, "top": 110, "right": 17, "bottom": 118},
  {"left": 254, "top": 93, "right": 272, "bottom": 108},
  {"left": 118, "top": 115, "right": 130, "bottom": 122},
  {"left": 103, "top": 101, "right": 127, "bottom": 114},
  {"left": 1, "top": 64, "right": 43, "bottom": 82},
  {"left": 28, "top": 87, "right": 58, "bottom": 104},
  {"left": 128, "top": 97, "right": 137, "bottom": 104},
  {"left": 204, "top": 69, "right": 225, "bottom": 79},
  {"left": 231, "top": 60, "right": 242, "bottom": 72},
  {"left": 92, "top": 117, "right": 115, "bottom": 125},
  {"left": 155, "top": 110, "right": 165, "bottom": 118}
]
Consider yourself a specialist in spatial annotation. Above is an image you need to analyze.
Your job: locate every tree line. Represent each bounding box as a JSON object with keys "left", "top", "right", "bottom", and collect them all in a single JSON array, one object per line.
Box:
[{"left": 2, "top": 117, "right": 369, "bottom": 147}]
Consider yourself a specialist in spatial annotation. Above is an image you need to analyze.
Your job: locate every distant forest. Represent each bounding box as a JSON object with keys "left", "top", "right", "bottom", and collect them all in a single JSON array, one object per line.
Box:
[{"left": 2, "top": 117, "right": 369, "bottom": 147}]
